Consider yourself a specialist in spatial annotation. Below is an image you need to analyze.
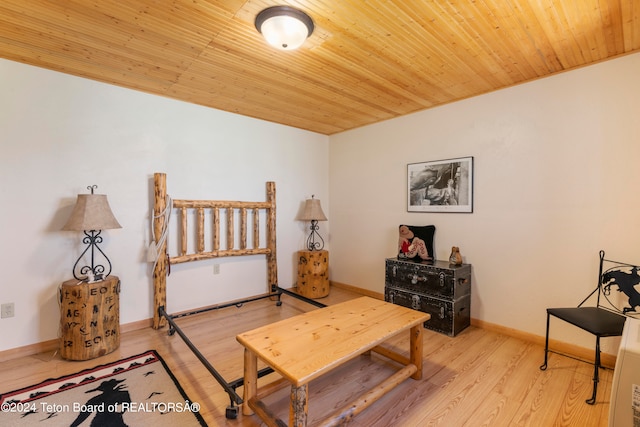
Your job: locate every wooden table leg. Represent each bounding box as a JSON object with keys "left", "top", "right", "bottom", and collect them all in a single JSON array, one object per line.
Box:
[
  {"left": 409, "top": 324, "right": 423, "bottom": 380},
  {"left": 243, "top": 348, "right": 257, "bottom": 416},
  {"left": 290, "top": 384, "right": 308, "bottom": 427}
]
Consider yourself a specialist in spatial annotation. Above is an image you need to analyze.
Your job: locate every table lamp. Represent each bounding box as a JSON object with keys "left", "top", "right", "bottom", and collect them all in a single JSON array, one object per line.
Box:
[
  {"left": 298, "top": 195, "right": 327, "bottom": 251},
  {"left": 62, "top": 185, "right": 121, "bottom": 281}
]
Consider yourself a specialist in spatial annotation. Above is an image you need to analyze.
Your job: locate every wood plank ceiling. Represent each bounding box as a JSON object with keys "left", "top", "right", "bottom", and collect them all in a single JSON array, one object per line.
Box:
[{"left": 1, "top": 1, "right": 638, "bottom": 135}]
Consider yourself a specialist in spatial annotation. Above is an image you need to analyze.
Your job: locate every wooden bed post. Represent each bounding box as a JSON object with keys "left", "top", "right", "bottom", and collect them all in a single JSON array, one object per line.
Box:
[
  {"left": 153, "top": 173, "right": 168, "bottom": 329},
  {"left": 152, "top": 177, "right": 277, "bottom": 327},
  {"left": 266, "top": 182, "right": 278, "bottom": 289}
]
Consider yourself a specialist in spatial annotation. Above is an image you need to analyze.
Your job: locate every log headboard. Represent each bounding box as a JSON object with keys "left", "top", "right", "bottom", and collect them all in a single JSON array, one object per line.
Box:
[{"left": 152, "top": 172, "right": 277, "bottom": 328}]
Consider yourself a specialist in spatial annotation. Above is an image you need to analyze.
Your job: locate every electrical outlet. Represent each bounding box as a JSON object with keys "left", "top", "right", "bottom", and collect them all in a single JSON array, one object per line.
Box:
[
  {"left": 213, "top": 264, "right": 220, "bottom": 275},
  {"left": 1, "top": 303, "right": 15, "bottom": 319}
]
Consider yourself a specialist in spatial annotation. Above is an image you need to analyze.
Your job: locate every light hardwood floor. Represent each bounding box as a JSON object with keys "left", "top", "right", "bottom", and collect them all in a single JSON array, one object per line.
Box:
[{"left": 1, "top": 287, "right": 611, "bottom": 426}]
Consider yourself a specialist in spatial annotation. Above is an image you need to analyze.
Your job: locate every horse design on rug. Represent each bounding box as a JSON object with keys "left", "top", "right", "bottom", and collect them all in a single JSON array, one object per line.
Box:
[
  {"left": 70, "top": 378, "right": 131, "bottom": 427},
  {"left": 602, "top": 267, "right": 640, "bottom": 314}
]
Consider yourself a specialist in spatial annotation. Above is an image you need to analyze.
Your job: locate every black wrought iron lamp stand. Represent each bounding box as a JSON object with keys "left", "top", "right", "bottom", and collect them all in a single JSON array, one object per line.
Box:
[
  {"left": 306, "top": 219, "right": 325, "bottom": 251},
  {"left": 71, "top": 229, "right": 113, "bottom": 281},
  {"left": 63, "top": 184, "right": 121, "bottom": 282}
]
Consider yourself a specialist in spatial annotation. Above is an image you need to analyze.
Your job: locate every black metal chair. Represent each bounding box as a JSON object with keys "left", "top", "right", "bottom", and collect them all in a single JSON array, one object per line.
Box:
[{"left": 540, "top": 250, "right": 629, "bottom": 405}]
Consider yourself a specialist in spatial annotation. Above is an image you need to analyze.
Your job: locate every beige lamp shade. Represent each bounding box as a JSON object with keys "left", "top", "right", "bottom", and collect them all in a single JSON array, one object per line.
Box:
[
  {"left": 299, "top": 196, "right": 327, "bottom": 251},
  {"left": 299, "top": 197, "right": 327, "bottom": 221},
  {"left": 63, "top": 194, "right": 122, "bottom": 231}
]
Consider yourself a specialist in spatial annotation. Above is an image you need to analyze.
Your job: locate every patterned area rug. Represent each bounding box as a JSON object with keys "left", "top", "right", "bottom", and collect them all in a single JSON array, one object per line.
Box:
[{"left": 0, "top": 350, "right": 207, "bottom": 426}]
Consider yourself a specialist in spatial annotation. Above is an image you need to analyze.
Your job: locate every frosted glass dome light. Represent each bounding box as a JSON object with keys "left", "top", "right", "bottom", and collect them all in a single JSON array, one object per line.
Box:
[{"left": 255, "top": 6, "right": 314, "bottom": 51}]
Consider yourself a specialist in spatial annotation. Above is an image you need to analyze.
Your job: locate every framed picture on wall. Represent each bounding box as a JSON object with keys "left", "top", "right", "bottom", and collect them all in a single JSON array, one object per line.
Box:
[{"left": 407, "top": 156, "right": 474, "bottom": 213}]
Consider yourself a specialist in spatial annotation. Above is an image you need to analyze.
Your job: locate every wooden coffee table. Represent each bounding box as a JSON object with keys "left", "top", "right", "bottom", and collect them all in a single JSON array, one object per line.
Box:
[{"left": 236, "top": 296, "right": 430, "bottom": 426}]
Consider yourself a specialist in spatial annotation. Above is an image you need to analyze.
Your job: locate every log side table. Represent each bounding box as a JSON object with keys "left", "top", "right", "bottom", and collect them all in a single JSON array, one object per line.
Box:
[
  {"left": 59, "top": 275, "right": 120, "bottom": 360},
  {"left": 296, "top": 250, "right": 329, "bottom": 298}
]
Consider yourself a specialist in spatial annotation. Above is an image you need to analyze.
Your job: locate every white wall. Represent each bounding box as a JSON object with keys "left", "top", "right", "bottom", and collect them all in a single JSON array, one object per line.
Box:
[
  {"left": 0, "top": 59, "right": 329, "bottom": 352},
  {"left": 329, "top": 53, "right": 640, "bottom": 354},
  {"left": 2, "top": 53, "right": 639, "bottom": 356}
]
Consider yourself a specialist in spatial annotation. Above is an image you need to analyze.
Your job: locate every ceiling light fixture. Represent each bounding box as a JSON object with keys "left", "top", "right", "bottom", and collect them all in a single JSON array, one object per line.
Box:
[{"left": 255, "top": 6, "right": 314, "bottom": 51}]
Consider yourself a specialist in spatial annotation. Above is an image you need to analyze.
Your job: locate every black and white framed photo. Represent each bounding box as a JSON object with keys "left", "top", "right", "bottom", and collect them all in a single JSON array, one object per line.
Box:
[{"left": 407, "top": 156, "right": 474, "bottom": 213}]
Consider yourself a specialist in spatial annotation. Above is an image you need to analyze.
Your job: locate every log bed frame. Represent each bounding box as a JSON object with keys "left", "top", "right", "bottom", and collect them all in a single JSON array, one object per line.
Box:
[{"left": 151, "top": 172, "right": 325, "bottom": 419}]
